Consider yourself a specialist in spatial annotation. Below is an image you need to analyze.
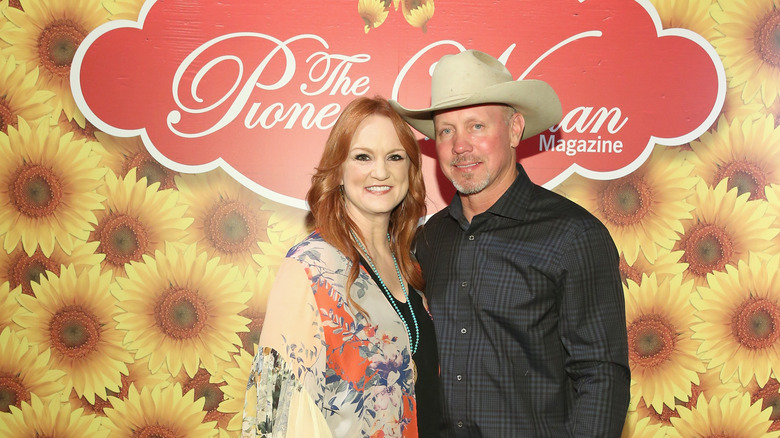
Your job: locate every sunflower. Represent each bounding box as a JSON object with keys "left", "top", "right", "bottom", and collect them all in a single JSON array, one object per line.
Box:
[
  {"left": 692, "top": 252, "right": 780, "bottom": 387},
  {"left": 712, "top": 0, "right": 780, "bottom": 107},
  {"left": 262, "top": 199, "right": 309, "bottom": 243},
  {"left": 744, "top": 376, "right": 780, "bottom": 432},
  {"left": 67, "top": 355, "right": 171, "bottom": 417},
  {"left": 0, "top": 0, "right": 109, "bottom": 125},
  {"left": 0, "top": 119, "right": 106, "bottom": 257},
  {"left": 253, "top": 227, "right": 307, "bottom": 281},
  {"left": 668, "top": 393, "right": 780, "bottom": 438},
  {"left": 556, "top": 145, "right": 697, "bottom": 265},
  {"left": 14, "top": 264, "right": 131, "bottom": 404},
  {"left": 89, "top": 168, "right": 192, "bottom": 278},
  {"left": 633, "top": 365, "right": 742, "bottom": 426},
  {"left": 399, "top": 0, "right": 434, "bottom": 32},
  {"left": 0, "top": 281, "right": 22, "bottom": 332},
  {"left": 765, "top": 183, "right": 780, "bottom": 250},
  {"left": 103, "top": 0, "right": 146, "bottom": 21},
  {"left": 0, "top": 327, "right": 65, "bottom": 413},
  {"left": 113, "top": 242, "right": 251, "bottom": 378},
  {"left": 626, "top": 273, "right": 706, "bottom": 412},
  {"left": 648, "top": 0, "right": 718, "bottom": 41},
  {"left": 0, "top": 394, "right": 108, "bottom": 437},
  {"left": 102, "top": 383, "right": 217, "bottom": 437},
  {"left": 176, "top": 170, "right": 271, "bottom": 273},
  {"left": 56, "top": 111, "right": 98, "bottom": 142},
  {"left": 621, "top": 411, "right": 669, "bottom": 438},
  {"left": 358, "top": 0, "right": 390, "bottom": 33},
  {"left": 688, "top": 115, "right": 780, "bottom": 201},
  {"left": 674, "top": 180, "right": 777, "bottom": 288},
  {"left": 173, "top": 366, "right": 230, "bottom": 429},
  {"left": 0, "top": 1, "right": 14, "bottom": 51},
  {"left": 216, "top": 348, "right": 253, "bottom": 432},
  {"left": 619, "top": 248, "right": 687, "bottom": 287},
  {"left": 237, "top": 267, "right": 272, "bottom": 355},
  {"left": 721, "top": 84, "right": 765, "bottom": 124},
  {"left": 93, "top": 132, "right": 179, "bottom": 190},
  {"left": 0, "top": 53, "right": 54, "bottom": 133},
  {"left": 0, "top": 241, "right": 103, "bottom": 296}
]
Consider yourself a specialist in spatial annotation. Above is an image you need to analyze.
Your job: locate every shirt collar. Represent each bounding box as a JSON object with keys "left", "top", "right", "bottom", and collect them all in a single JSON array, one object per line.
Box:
[{"left": 447, "top": 163, "right": 535, "bottom": 223}]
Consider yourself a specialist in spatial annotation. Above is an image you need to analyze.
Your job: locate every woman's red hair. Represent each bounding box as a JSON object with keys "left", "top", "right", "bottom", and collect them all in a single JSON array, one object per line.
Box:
[{"left": 306, "top": 96, "right": 426, "bottom": 293}]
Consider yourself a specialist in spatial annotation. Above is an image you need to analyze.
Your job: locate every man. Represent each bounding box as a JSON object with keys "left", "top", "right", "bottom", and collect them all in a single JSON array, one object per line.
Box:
[{"left": 390, "top": 50, "right": 630, "bottom": 437}]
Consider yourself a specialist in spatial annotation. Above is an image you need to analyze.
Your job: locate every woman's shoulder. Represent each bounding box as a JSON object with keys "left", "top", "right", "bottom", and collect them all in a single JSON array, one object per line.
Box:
[{"left": 287, "top": 231, "right": 348, "bottom": 271}]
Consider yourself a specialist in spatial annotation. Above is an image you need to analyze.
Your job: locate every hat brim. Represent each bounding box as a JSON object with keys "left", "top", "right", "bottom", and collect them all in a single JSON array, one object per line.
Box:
[{"left": 390, "top": 79, "right": 562, "bottom": 140}]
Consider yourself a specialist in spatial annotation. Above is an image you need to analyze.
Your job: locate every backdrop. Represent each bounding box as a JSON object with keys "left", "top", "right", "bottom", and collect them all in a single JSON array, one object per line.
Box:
[{"left": 0, "top": 0, "right": 778, "bottom": 436}]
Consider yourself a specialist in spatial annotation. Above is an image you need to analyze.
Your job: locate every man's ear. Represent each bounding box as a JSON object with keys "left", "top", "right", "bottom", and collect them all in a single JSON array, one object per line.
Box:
[{"left": 510, "top": 112, "right": 525, "bottom": 149}]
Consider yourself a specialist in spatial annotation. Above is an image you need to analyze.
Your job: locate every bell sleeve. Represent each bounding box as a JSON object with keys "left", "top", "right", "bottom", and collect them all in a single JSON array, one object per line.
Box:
[{"left": 242, "top": 258, "right": 332, "bottom": 438}]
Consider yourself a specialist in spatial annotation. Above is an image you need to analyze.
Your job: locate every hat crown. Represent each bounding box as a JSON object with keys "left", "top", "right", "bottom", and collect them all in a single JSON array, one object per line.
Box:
[{"left": 431, "top": 50, "right": 514, "bottom": 107}]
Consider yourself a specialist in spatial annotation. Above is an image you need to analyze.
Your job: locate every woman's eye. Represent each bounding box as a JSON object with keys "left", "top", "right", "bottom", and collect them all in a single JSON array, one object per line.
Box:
[
  {"left": 354, "top": 153, "right": 371, "bottom": 161},
  {"left": 388, "top": 154, "right": 405, "bottom": 161}
]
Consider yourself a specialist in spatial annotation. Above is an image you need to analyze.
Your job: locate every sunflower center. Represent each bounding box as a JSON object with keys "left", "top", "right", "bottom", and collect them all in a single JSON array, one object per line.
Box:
[
  {"left": 755, "top": 8, "right": 780, "bottom": 68},
  {"left": 37, "top": 20, "right": 87, "bottom": 78},
  {"left": 627, "top": 314, "right": 676, "bottom": 368},
  {"left": 713, "top": 160, "right": 767, "bottom": 201},
  {"left": 49, "top": 306, "right": 101, "bottom": 359},
  {"left": 8, "top": 164, "right": 63, "bottom": 218},
  {"left": 184, "top": 369, "right": 225, "bottom": 415},
  {"left": 752, "top": 379, "right": 780, "bottom": 423},
  {"left": 0, "top": 97, "right": 15, "bottom": 133},
  {"left": 239, "top": 311, "right": 266, "bottom": 354},
  {"left": 132, "top": 425, "right": 177, "bottom": 438},
  {"left": 618, "top": 257, "right": 642, "bottom": 286},
  {"left": 123, "top": 152, "right": 177, "bottom": 190},
  {"left": 733, "top": 297, "right": 780, "bottom": 349},
  {"left": 9, "top": 250, "right": 61, "bottom": 296},
  {"left": 204, "top": 200, "right": 258, "bottom": 254},
  {"left": 597, "top": 175, "right": 651, "bottom": 226},
  {"left": 680, "top": 224, "right": 732, "bottom": 277},
  {"left": 94, "top": 213, "right": 149, "bottom": 267},
  {"left": 0, "top": 374, "right": 30, "bottom": 413},
  {"left": 154, "top": 287, "right": 208, "bottom": 340}
]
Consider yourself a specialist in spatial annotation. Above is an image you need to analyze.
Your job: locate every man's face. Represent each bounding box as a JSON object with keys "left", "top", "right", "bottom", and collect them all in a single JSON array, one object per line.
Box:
[{"left": 433, "top": 104, "right": 523, "bottom": 197}]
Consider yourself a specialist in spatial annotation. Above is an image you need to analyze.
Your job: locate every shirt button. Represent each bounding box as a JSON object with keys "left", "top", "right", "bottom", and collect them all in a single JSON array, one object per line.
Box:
[
  {"left": 457, "top": 421, "right": 464, "bottom": 428},
  {"left": 468, "top": 235, "right": 475, "bottom": 241},
  {"left": 456, "top": 374, "right": 463, "bottom": 381},
  {"left": 461, "top": 328, "right": 467, "bottom": 334},
  {"left": 461, "top": 281, "right": 467, "bottom": 287}
]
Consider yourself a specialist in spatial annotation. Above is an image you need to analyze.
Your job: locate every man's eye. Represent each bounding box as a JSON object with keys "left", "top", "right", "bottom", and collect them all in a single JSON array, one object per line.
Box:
[
  {"left": 473, "top": 123, "right": 484, "bottom": 130},
  {"left": 439, "top": 128, "right": 452, "bottom": 136}
]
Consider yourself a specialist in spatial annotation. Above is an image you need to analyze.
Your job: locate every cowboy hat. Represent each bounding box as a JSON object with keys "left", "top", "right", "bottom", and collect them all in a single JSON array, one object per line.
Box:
[{"left": 389, "top": 49, "right": 562, "bottom": 140}]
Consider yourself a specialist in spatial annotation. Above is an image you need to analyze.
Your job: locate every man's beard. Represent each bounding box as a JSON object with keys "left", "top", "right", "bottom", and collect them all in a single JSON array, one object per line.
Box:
[{"left": 449, "top": 157, "right": 491, "bottom": 195}]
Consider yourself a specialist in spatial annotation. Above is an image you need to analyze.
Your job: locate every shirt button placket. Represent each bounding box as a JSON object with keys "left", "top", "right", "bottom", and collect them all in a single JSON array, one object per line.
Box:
[{"left": 454, "top": 232, "right": 476, "bottom": 436}]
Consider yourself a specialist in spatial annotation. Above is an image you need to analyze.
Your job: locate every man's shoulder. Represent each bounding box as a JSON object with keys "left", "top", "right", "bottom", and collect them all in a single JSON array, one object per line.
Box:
[
  {"left": 529, "top": 185, "right": 607, "bottom": 232},
  {"left": 418, "top": 207, "right": 455, "bottom": 235}
]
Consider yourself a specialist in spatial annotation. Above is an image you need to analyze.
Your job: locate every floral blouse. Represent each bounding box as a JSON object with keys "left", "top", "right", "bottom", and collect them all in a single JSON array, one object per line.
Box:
[{"left": 243, "top": 231, "right": 419, "bottom": 438}]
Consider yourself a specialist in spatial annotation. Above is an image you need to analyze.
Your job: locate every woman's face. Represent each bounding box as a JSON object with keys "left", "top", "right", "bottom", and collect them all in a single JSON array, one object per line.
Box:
[{"left": 341, "top": 114, "right": 411, "bottom": 225}]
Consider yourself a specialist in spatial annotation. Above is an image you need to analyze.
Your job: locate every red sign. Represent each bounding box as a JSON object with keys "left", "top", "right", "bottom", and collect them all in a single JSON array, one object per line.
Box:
[{"left": 72, "top": 0, "right": 724, "bottom": 211}]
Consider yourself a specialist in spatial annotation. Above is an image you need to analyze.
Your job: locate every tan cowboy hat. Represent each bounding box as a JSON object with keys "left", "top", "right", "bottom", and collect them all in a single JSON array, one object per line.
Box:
[{"left": 390, "top": 49, "right": 562, "bottom": 140}]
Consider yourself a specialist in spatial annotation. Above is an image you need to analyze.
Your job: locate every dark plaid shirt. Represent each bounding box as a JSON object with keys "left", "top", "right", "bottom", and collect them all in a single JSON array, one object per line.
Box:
[{"left": 416, "top": 165, "right": 630, "bottom": 437}]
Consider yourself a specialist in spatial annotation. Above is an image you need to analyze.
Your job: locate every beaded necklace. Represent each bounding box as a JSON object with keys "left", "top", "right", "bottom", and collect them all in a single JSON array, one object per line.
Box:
[{"left": 351, "top": 230, "right": 419, "bottom": 355}]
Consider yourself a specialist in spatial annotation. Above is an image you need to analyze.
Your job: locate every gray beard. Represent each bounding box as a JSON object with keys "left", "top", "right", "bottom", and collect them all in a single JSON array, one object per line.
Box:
[{"left": 452, "top": 171, "right": 491, "bottom": 195}]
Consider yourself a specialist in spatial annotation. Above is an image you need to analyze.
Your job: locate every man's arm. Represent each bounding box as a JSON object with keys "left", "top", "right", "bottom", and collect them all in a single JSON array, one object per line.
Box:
[{"left": 559, "top": 224, "right": 631, "bottom": 437}]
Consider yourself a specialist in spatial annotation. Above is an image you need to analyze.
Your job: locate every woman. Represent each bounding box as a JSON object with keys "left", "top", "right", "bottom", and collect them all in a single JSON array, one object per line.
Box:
[{"left": 243, "top": 96, "right": 440, "bottom": 437}]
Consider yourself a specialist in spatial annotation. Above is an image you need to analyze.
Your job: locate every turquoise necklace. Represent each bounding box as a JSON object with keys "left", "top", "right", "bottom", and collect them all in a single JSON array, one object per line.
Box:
[{"left": 351, "top": 230, "right": 419, "bottom": 355}]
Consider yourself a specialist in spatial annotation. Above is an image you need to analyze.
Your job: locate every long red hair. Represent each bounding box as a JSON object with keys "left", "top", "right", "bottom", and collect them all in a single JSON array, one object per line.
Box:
[{"left": 306, "top": 96, "right": 426, "bottom": 292}]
